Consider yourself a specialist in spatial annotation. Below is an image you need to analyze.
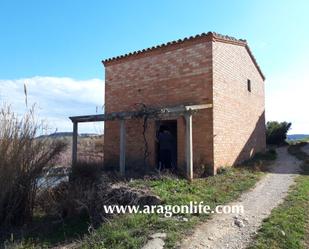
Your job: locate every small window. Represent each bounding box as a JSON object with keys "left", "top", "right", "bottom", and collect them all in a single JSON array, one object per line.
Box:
[{"left": 247, "top": 79, "right": 251, "bottom": 92}]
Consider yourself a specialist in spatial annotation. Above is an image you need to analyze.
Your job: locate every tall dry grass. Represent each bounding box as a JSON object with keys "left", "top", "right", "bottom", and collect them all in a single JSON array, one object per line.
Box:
[{"left": 0, "top": 104, "right": 66, "bottom": 227}]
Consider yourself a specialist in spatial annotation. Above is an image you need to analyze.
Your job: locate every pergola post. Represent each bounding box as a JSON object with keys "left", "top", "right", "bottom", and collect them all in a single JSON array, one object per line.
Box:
[
  {"left": 119, "top": 119, "right": 126, "bottom": 176},
  {"left": 185, "top": 113, "right": 193, "bottom": 180},
  {"left": 72, "top": 121, "right": 78, "bottom": 167}
]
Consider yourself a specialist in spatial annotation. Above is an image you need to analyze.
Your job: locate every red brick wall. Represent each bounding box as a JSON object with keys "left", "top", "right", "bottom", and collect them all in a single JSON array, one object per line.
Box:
[
  {"left": 212, "top": 41, "right": 266, "bottom": 171},
  {"left": 104, "top": 39, "right": 214, "bottom": 175}
]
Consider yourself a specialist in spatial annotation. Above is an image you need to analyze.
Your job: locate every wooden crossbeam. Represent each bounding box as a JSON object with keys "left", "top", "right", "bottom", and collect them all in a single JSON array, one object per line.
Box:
[{"left": 69, "top": 103, "right": 212, "bottom": 123}]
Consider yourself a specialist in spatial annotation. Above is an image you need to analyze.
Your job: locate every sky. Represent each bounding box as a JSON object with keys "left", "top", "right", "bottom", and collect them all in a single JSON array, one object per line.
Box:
[{"left": 0, "top": 0, "right": 308, "bottom": 134}]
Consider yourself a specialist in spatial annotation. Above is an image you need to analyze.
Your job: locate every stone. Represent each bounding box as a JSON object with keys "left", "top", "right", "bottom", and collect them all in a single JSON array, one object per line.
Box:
[
  {"left": 234, "top": 218, "right": 245, "bottom": 228},
  {"left": 141, "top": 238, "right": 165, "bottom": 249},
  {"left": 149, "top": 233, "right": 167, "bottom": 239}
]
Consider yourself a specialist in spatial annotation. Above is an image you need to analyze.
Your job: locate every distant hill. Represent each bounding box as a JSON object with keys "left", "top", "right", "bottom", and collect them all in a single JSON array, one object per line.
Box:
[
  {"left": 287, "top": 134, "right": 309, "bottom": 141},
  {"left": 48, "top": 132, "right": 73, "bottom": 138},
  {"left": 37, "top": 132, "right": 101, "bottom": 139}
]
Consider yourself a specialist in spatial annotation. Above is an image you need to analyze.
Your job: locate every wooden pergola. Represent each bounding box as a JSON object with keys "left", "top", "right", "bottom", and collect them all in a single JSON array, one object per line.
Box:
[{"left": 69, "top": 103, "right": 212, "bottom": 180}]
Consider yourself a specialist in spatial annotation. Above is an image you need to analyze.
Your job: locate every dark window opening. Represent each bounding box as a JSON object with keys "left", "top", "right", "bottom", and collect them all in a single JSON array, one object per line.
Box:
[
  {"left": 156, "top": 120, "right": 177, "bottom": 170},
  {"left": 247, "top": 79, "right": 251, "bottom": 92}
]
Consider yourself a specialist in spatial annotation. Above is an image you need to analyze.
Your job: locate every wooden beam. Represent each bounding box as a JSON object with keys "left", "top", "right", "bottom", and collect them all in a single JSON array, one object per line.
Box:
[
  {"left": 69, "top": 103, "right": 213, "bottom": 123},
  {"left": 72, "top": 122, "right": 78, "bottom": 167},
  {"left": 185, "top": 114, "right": 193, "bottom": 180},
  {"left": 119, "top": 119, "right": 126, "bottom": 176},
  {"left": 185, "top": 103, "right": 213, "bottom": 111}
]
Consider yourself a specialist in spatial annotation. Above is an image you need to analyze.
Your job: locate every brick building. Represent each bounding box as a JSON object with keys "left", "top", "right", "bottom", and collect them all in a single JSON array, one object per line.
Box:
[{"left": 101, "top": 32, "right": 266, "bottom": 178}]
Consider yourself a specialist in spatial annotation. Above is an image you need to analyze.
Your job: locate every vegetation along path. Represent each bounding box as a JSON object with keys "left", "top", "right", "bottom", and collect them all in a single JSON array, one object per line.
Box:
[{"left": 180, "top": 147, "right": 301, "bottom": 249}]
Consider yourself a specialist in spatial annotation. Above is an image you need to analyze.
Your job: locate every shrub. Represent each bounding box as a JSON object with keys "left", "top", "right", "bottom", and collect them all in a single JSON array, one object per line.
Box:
[
  {"left": 254, "top": 149, "right": 277, "bottom": 161},
  {"left": 266, "top": 121, "right": 291, "bottom": 145},
  {"left": 287, "top": 143, "right": 309, "bottom": 175},
  {"left": 0, "top": 105, "right": 66, "bottom": 227},
  {"left": 216, "top": 166, "right": 231, "bottom": 175},
  {"left": 70, "top": 161, "right": 102, "bottom": 181}
]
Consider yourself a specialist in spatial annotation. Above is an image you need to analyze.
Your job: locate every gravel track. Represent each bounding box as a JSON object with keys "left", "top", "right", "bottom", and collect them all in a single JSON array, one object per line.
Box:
[{"left": 180, "top": 147, "right": 301, "bottom": 249}]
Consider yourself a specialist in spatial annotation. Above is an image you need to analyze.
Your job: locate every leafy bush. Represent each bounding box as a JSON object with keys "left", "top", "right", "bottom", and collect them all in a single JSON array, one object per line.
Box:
[
  {"left": 266, "top": 121, "right": 291, "bottom": 145},
  {"left": 0, "top": 105, "right": 66, "bottom": 227}
]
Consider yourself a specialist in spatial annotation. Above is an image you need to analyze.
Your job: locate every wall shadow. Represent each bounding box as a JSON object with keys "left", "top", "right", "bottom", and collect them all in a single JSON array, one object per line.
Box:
[{"left": 233, "top": 110, "right": 302, "bottom": 175}]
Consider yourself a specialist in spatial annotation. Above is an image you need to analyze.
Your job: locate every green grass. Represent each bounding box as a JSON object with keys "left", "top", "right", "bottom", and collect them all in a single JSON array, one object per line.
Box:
[
  {"left": 130, "top": 169, "right": 262, "bottom": 206},
  {"left": 82, "top": 168, "right": 263, "bottom": 249},
  {"left": 3, "top": 216, "right": 90, "bottom": 248},
  {"left": 249, "top": 144, "right": 309, "bottom": 249},
  {"left": 238, "top": 149, "right": 277, "bottom": 171},
  {"left": 35, "top": 216, "right": 90, "bottom": 245}
]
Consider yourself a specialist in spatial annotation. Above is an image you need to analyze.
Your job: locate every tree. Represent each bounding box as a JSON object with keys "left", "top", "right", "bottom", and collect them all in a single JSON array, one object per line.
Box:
[{"left": 266, "top": 121, "right": 291, "bottom": 145}]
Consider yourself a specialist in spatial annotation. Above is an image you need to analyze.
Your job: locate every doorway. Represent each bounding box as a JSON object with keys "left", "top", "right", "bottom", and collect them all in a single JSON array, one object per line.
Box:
[{"left": 156, "top": 120, "right": 177, "bottom": 170}]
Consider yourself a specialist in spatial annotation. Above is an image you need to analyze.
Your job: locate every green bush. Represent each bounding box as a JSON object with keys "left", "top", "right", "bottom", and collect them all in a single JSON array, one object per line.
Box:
[{"left": 266, "top": 121, "right": 291, "bottom": 145}]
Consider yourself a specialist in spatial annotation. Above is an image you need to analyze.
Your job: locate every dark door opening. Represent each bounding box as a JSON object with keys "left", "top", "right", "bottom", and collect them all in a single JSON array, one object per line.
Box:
[{"left": 156, "top": 120, "right": 177, "bottom": 170}]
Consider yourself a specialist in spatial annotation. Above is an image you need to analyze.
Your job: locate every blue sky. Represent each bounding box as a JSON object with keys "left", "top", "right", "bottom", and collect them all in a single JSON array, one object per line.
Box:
[{"left": 0, "top": 0, "right": 308, "bottom": 133}]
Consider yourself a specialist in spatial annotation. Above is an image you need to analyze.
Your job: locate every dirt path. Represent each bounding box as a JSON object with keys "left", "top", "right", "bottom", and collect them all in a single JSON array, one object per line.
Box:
[{"left": 180, "top": 147, "right": 301, "bottom": 249}]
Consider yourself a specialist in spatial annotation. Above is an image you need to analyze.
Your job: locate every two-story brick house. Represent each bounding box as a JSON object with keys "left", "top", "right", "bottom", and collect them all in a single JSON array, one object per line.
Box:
[{"left": 101, "top": 32, "right": 266, "bottom": 178}]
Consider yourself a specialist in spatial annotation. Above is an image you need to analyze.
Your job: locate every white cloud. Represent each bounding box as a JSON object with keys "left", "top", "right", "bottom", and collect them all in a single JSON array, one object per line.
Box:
[
  {"left": 265, "top": 58, "right": 309, "bottom": 134},
  {"left": 0, "top": 76, "right": 105, "bottom": 134}
]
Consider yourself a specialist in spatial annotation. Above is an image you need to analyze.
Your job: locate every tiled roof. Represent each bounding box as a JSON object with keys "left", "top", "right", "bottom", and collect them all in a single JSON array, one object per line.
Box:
[{"left": 102, "top": 32, "right": 265, "bottom": 80}]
